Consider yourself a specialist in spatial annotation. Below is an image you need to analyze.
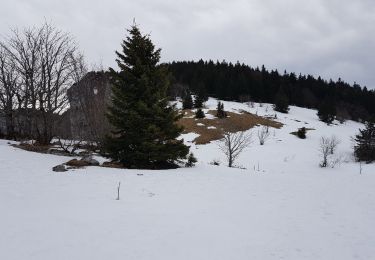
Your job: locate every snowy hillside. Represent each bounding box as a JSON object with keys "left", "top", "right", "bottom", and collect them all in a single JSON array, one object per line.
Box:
[{"left": 1, "top": 99, "right": 375, "bottom": 260}]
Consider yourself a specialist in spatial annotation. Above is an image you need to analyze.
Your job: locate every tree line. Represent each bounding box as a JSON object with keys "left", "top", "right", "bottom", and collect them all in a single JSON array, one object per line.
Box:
[{"left": 167, "top": 60, "right": 375, "bottom": 122}]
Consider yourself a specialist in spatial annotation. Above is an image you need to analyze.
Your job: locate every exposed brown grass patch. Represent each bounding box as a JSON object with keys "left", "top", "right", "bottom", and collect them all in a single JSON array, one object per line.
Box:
[
  {"left": 65, "top": 159, "right": 90, "bottom": 167},
  {"left": 101, "top": 161, "right": 124, "bottom": 169},
  {"left": 12, "top": 143, "right": 52, "bottom": 153},
  {"left": 178, "top": 110, "right": 283, "bottom": 144}
]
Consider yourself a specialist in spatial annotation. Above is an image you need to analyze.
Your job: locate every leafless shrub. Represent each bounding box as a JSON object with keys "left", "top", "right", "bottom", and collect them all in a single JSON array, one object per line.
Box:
[
  {"left": 329, "top": 153, "right": 344, "bottom": 168},
  {"left": 0, "top": 46, "right": 19, "bottom": 139},
  {"left": 329, "top": 135, "right": 341, "bottom": 154},
  {"left": 319, "top": 136, "right": 331, "bottom": 167},
  {"left": 247, "top": 101, "right": 255, "bottom": 108},
  {"left": 319, "top": 136, "right": 341, "bottom": 168},
  {"left": 257, "top": 126, "right": 270, "bottom": 145},
  {"left": 218, "top": 131, "right": 252, "bottom": 167},
  {"left": 56, "top": 137, "right": 82, "bottom": 155}
]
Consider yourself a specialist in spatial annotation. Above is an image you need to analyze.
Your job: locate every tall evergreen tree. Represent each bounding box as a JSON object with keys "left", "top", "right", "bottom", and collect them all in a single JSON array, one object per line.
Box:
[
  {"left": 273, "top": 87, "right": 290, "bottom": 113},
  {"left": 194, "top": 94, "right": 204, "bottom": 109},
  {"left": 194, "top": 83, "right": 208, "bottom": 108},
  {"left": 354, "top": 121, "right": 375, "bottom": 163},
  {"left": 182, "top": 91, "right": 193, "bottom": 109},
  {"left": 104, "top": 24, "right": 189, "bottom": 169},
  {"left": 195, "top": 108, "right": 205, "bottom": 118},
  {"left": 317, "top": 98, "right": 336, "bottom": 124},
  {"left": 216, "top": 101, "right": 227, "bottom": 118}
]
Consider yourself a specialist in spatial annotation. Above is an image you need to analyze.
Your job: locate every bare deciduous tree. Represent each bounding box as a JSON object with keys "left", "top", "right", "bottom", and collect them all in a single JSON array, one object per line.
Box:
[
  {"left": 0, "top": 46, "right": 19, "bottom": 138},
  {"left": 319, "top": 136, "right": 331, "bottom": 167},
  {"left": 329, "top": 135, "right": 340, "bottom": 154},
  {"left": 218, "top": 131, "right": 252, "bottom": 167},
  {"left": 257, "top": 126, "right": 270, "bottom": 145},
  {"left": 1, "top": 26, "right": 42, "bottom": 137},
  {"left": 56, "top": 136, "right": 82, "bottom": 155},
  {"left": 0, "top": 22, "right": 86, "bottom": 144},
  {"left": 319, "top": 136, "right": 341, "bottom": 168}
]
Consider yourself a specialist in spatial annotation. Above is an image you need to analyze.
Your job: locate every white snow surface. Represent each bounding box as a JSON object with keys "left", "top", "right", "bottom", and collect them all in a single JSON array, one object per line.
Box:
[{"left": 1, "top": 99, "right": 375, "bottom": 260}]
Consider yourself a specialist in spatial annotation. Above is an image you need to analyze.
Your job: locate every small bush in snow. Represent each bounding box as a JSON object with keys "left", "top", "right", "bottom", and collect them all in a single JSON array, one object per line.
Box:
[
  {"left": 210, "top": 159, "right": 220, "bottom": 166},
  {"left": 195, "top": 108, "right": 205, "bottom": 119},
  {"left": 297, "top": 127, "right": 307, "bottom": 139},
  {"left": 257, "top": 126, "right": 270, "bottom": 145},
  {"left": 185, "top": 153, "right": 197, "bottom": 167},
  {"left": 329, "top": 135, "right": 340, "bottom": 154}
]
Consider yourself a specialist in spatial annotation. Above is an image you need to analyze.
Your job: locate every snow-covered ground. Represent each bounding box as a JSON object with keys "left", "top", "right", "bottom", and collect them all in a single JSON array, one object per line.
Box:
[{"left": 1, "top": 99, "right": 375, "bottom": 260}]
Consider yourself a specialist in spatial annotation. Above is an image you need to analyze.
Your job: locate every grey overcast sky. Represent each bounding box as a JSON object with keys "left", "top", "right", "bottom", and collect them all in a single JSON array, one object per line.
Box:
[{"left": 1, "top": 0, "right": 374, "bottom": 88}]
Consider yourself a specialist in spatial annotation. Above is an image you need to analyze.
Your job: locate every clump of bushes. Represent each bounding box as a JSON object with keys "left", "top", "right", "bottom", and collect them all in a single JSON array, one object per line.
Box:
[
  {"left": 216, "top": 101, "right": 227, "bottom": 118},
  {"left": 185, "top": 153, "right": 197, "bottom": 167},
  {"left": 297, "top": 127, "right": 307, "bottom": 139},
  {"left": 195, "top": 108, "right": 205, "bottom": 119}
]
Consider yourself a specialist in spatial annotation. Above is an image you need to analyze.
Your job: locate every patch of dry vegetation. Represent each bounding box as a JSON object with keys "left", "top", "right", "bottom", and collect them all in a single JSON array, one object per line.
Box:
[
  {"left": 65, "top": 159, "right": 91, "bottom": 168},
  {"left": 178, "top": 109, "right": 283, "bottom": 144},
  {"left": 12, "top": 143, "right": 52, "bottom": 153}
]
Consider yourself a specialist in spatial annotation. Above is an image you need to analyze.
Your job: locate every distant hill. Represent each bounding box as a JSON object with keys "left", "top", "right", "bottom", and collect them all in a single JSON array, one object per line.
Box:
[{"left": 166, "top": 60, "right": 375, "bottom": 122}]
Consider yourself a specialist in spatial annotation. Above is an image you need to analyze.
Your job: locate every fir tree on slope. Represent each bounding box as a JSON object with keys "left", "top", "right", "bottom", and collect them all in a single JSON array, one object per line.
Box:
[
  {"left": 182, "top": 91, "right": 193, "bottom": 109},
  {"left": 354, "top": 121, "right": 375, "bottom": 163},
  {"left": 104, "top": 24, "right": 189, "bottom": 169},
  {"left": 317, "top": 98, "right": 336, "bottom": 124},
  {"left": 194, "top": 94, "right": 204, "bottom": 109},
  {"left": 195, "top": 108, "right": 205, "bottom": 118},
  {"left": 273, "top": 87, "right": 289, "bottom": 113},
  {"left": 194, "top": 85, "right": 208, "bottom": 109},
  {"left": 217, "top": 101, "right": 227, "bottom": 118}
]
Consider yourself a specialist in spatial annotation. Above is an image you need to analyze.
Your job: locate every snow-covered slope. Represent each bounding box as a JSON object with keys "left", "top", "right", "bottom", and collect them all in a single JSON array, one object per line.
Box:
[{"left": 1, "top": 99, "right": 374, "bottom": 260}]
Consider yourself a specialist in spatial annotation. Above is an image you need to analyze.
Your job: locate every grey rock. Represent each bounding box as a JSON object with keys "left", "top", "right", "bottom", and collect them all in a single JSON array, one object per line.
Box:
[
  {"left": 52, "top": 164, "right": 67, "bottom": 172},
  {"left": 81, "top": 155, "right": 100, "bottom": 166}
]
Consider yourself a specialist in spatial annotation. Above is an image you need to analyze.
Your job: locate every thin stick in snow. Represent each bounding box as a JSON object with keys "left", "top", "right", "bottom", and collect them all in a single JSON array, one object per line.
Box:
[{"left": 116, "top": 182, "right": 121, "bottom": 200}]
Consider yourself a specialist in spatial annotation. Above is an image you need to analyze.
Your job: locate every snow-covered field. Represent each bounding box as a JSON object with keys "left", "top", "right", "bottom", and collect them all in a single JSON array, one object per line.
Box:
[{"left": 1, "top": 99, "right": 375, "bottom": 260}]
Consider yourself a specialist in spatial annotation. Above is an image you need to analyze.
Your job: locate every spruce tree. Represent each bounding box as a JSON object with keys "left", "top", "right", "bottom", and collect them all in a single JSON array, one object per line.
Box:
[
  {"left": 195, "top": 108, "right": 205, "bottom": 119},
  {"left": 104, "top": 24, "right": 189, "bottom": 169},
  {"left": 273, "top": 87, "right": 290, "bottom": 113},
  {"left": 217, "top": 101, "right": 227, "bottom": 118},
  {"left": 194, "top": 85, "right": 208, "bottom": 108},
  {"left": 317, "top": 98, "right": 336, "bottom": 124},
  {"left": 354, "top": 121, "right": 375, "bottom": 163},
  {"left": 182, "top": 91, "right": 193, "bottom": 109},
  {"left": 194, "top": 94, "right": 204, "bottom": 109}
]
